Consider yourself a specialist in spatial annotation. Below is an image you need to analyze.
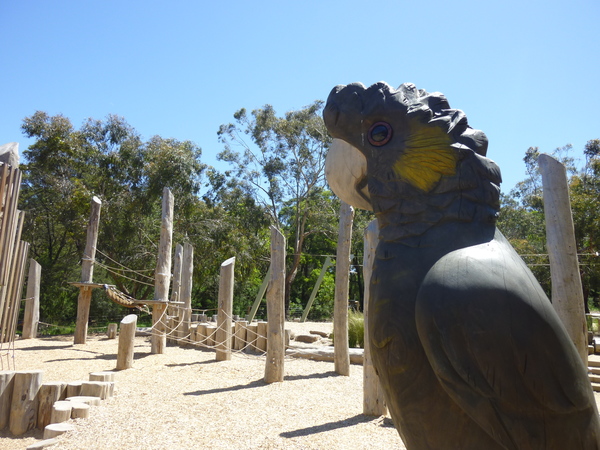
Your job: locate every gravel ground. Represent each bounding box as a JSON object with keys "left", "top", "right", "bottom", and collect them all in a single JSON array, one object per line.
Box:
[{"left": 0, "top": 322, "right": 404, "bottom": 450}]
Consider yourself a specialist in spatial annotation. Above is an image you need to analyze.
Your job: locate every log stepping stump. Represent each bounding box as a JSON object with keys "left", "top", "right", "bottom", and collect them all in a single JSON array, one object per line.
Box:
[
  {"left": 50, "top": 401, "right": 72, "bottom": 424},
  {"left": 65, "top": 396, "right": 101, "bottom": 406},
  {"left": 37, "top": 382, "right": 67, "bottom": 429},
  {"left": 9, "top": 370, "right": 43, "bottom": 435},
  {"left": 26, "top": 438, "right": 59, "bottom": 449},
  {"left": 43, "top": 422, "right": 75, "bottom": 439},
  {"left": 70, "top": 402, "right": 90, "bottom": 419}
]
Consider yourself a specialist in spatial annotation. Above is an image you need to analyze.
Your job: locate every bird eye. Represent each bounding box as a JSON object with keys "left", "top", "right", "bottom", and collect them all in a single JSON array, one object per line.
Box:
[{"left": 368, "top": 122, "right": 392, "bottom": 146}]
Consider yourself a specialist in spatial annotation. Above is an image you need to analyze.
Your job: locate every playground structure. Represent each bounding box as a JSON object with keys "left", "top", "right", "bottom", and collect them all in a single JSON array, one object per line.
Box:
[
  {"left": 0, "top": 143, "right": 31, "bottom": 365},
  {"left": 3, "top": 132, "right": 598, "bottom": 447},
  {"left": 65, "top": 187, "right": 361, "bottom": 378}
]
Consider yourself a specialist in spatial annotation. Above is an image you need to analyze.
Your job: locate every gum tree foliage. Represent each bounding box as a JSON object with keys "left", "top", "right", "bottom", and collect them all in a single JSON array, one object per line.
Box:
[
  {"left": 20, "top": 111, "right": 206, "bottom": 323},
  {"left": 217, "top": 101, "right": 337, "bottom": 316}
]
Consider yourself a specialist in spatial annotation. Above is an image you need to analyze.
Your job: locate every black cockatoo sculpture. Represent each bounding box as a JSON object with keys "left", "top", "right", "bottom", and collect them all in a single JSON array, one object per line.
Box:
[{"left": 323, "top": 81, "right": 600, "bottom": 449}]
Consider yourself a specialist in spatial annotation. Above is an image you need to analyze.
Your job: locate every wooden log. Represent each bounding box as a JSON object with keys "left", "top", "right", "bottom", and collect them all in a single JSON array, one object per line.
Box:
[
  {"left": 22, "top": 259, "right": 41, "bottom": 339},
  {"left": 198, "top": 313, "right": 207, "bottom": 322},
  {"left": 334, "top": 202, "right": 354, "bottom": 376},
  {"left": 285, "top": 329, "right": 291, "bottom": 348},
  {"left": 257, "top": 321, "right": 268, "bottom": 353},
  {"left": 106, "top": 323, "right": 118, "bottom": 339},
  {"left": 80, "top": 381, "right": 109, "bottom": 400},
  {"left": 49, "top": 400, "right": 72, "bottom": 424},
  {"left": 189, "top": 323, "right": 199, "bottom": 342},
  {"left": 197, "top": 323, "right": 208, "bottom": 346},
  {"left": 3, "top": 215, "right": 28, "bottom": 344},
  {"left": 0, "top": 166, "right": 22, "bottom": 345},
  {"left": 66, "top": 381, "right": 82, "bottom": 398},
  {"left": 169, "top": 244, "right": 183, "bottom": 344},
  {"left": 265, "top": 225, "right": 286, "bottom": 383},
  {"left": 539, "top": 154, "right": 588, "bottom": 365},
  {"left": 151, "top": 188, "right": 174, "bottom": 354},
  {"left": 89, "top": 372, "right": 115, "bottom": 382},
  {"left": 70, "top": 401, "right": 90, "bottom": 419},
  {"left": 43, "top": 422, "right": 74, "bottom": 439},
  {"left": 0, "top": 371, "right": 15, "bottom": 429},
  {"left": 170, "top": 243, "right": 183, "bottom": 304},
  {"left": 216, "top": 257, "right": 235, "bottom": 361},
  {"left": 26, "top": 438, "right": 59, "bottom": 449},
  {"left": 9, "top": 370, "right": 42, "bottom": 435},
  {"left": 205, "top": 325, "right": 217, "bottom": 347},
  {"left": 116, "top": 314, "right": 137, "bottom": 370},
  {"left": 37, "top": 382, "right": 66, "bottom": 429},
  {"left": 234, "top": 320, "right": 248, "bottom": 350},
  {"left": 362, "top": 219, "right": 387, "bottom": 416},
  {"left": 166, "top": 316, "right": 176, "bottom": 345},
  {"left": 4, "top": 236, "right": 29, "bottom": 344},
  {"left": 246, "top": 323, "right": 259, "bottom": 353},
  {"left": 74, "top": 196, "right": 102, "bottom": 345},
  {"left": 179, "top": 242, "right": 194, "bottom": 340},
  {"left": 65, "top": 396, "right": 101, "bottom": 406},
  {"left": 89, "top": 372, "right": 115, "bottom": 396}
]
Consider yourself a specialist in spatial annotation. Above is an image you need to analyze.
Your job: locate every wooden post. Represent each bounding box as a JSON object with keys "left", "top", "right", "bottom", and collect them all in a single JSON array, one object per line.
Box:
[
  {"left": 106, "top": 323, "right": 118, "bottom": 339},
  {"left": 0, "top": 371, "right": 15, "bottom": 429},
  {"left": 74, "top": 196, "right": 102, "bottom": 345},
  {"left": 257, "top": 321, "right": 268, "bottom": 352},
  {"left": 179, "top": 242, "right": 194, "bottom": 341},
  {"left": 539, "top": 154, "right": 588, "bottom": 365},
  {"left": 170, "top": 244, "right": 183, "bottom": 304},
  {"left": 9, "top": 370, "right": 43, "bottom": 435},
  {"left": 169, "top": 243, "right": 183, "bottom": 341},
  {"left": 334, "top": 202, "right": 354, "bottom": 376},
  {"left": 362, "top": 219, "right": 387, "bottom": 416},
  {"left": 151, "top": 188, "right": 173, "bottom": 354},
  {"left": 37, "top": 382, "right": 66, "bottom": 429},
  {"left": 66, "top": 382, "right": 82, "bottom": 398},
  {"left": 265, "top": 226, "right": 286, "bottom": 383},
  {"left": 234, "top": 320, "right": 248, "bottom": 350},
  {"left": 22, "top": 259, "right": 41, "bottom": 339},
  {"left": 246, "top": 323, "right": 259, "bottom": 352},
  {"left": 0, "top": 164, "right": 23, "bottom": 347},
  {"left": 116, "top": 314, "right": 137, "bottom": 370},
  {"left": 4, "top": 234, "right": 29, "bottom": 344},
  {"left": 216, "top": 257, "right": 235, "bottom": 361}
]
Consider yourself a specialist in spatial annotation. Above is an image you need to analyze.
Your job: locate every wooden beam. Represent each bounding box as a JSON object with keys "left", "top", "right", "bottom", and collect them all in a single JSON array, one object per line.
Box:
[
  {"left": 216, "top": 257, "right": 235, "bottom": 361},
  {"left": 22, "top": 259, "right": 41, "bottom": 339},
  {"left": 334, "top": 202, "right": 354, "bottom": 376},
  {"left": 539, "top": 154, "right": 588, "bottom": 365},
  {"left": 151, "top": 188, "right": 173, "bottom": 354},
  {"left": 362, "top": 219, "right": 387, "bottom": 416},
  {"left": 74, "top": 196, "right": 102, "bottom": 345},
  {"left": 264, "top": 226, "right": 286, "bottom": 383}
]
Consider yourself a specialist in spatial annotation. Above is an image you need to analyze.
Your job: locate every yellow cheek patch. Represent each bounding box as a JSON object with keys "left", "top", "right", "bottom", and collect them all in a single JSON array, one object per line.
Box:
[{"left": 392, "top": 126, "right": 458, "bottom": 192}]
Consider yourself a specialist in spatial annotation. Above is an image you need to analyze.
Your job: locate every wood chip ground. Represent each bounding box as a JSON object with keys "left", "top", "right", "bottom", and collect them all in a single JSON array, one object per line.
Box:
[{"left": 1, "top": 322, "right": 404, "bottom": 449}]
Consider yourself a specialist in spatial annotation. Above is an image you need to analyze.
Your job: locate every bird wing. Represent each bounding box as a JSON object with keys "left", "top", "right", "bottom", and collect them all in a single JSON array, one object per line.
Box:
[{"left": 415, "top": 232, "right": 597, "bottom": 449}]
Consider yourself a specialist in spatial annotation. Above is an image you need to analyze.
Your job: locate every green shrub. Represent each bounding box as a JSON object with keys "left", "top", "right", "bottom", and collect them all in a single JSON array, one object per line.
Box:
[
  {"left": 331, "top": 310, "right": 365, "bottom": 348},
  {"left": 348, "top": 310, "right": 365, "bottom": 348}
]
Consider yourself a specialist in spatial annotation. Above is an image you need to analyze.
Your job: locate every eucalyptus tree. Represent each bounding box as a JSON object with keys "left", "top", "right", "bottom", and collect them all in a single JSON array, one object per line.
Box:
[{"left": 217, "top": 101, "right": 336, "bottom": 315}]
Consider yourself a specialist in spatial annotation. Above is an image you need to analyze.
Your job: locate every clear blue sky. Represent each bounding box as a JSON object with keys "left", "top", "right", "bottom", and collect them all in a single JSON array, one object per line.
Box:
[{"left": 1, "top": 0, "right": 598, "bottom": 194}]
